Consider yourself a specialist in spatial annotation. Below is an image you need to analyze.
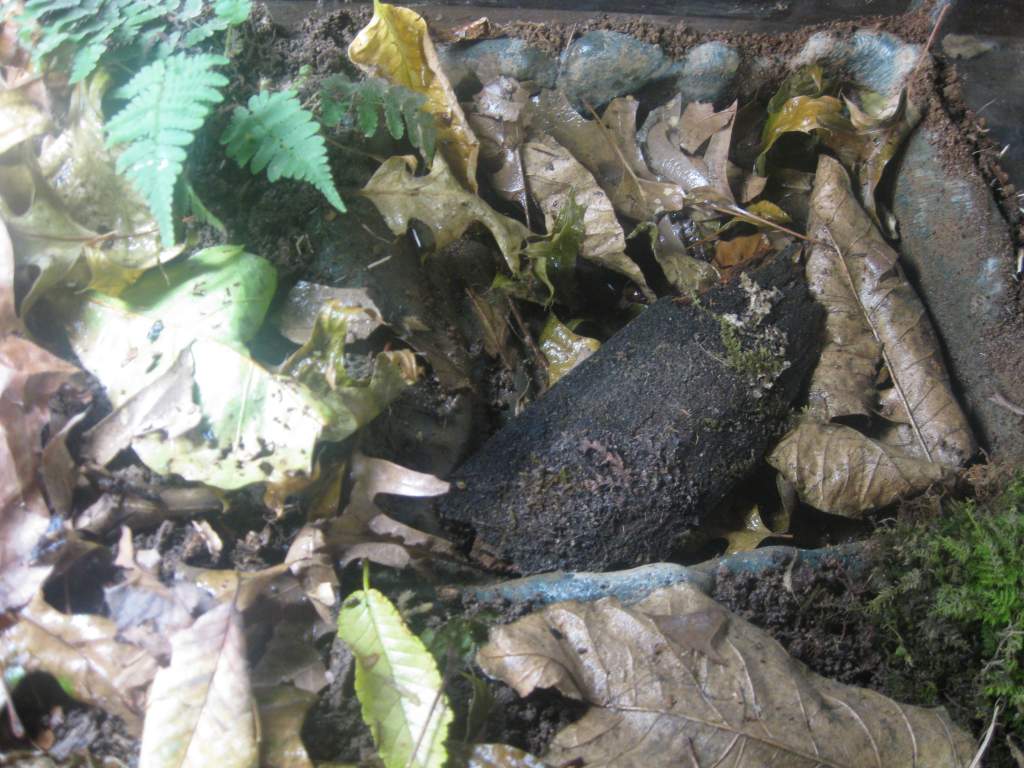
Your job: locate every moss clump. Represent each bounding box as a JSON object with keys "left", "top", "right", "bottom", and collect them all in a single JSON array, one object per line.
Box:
[
  {"left": 718, "top": 316, "right": 786, "bottom": 384},
  {"left": 869, "top": 472, "right": 1024, "bottom": 735}
]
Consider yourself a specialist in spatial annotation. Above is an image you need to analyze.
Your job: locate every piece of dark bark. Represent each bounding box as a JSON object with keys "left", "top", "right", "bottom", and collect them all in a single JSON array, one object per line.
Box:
[{"left": 438, "top": 248, "right": 822, "bottom": 574}]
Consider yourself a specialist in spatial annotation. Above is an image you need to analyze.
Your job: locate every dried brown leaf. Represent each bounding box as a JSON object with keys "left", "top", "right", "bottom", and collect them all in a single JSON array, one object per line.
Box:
[
  {"left": 643, "top": 119, "right": 711, "bottom": 192},
  {"left": 478, "top": 583, "right": 975, "bottom": 767},
  {"left": 468, "top": 77, "right": 531, "bottom": 219},
  {"left": 809, "top": 155, "right": 975, "bottom": 466},
  {"left": 678, "top": 101, "right": 735, "bottom": 154},
  {"left": 328, "top": 453, "right": 455, "bottom": 568},
  {"left": 0, "top": 593, "right": 158, "bottom": 733},
  {"left": 712, "top": 233, "right": 771, "bottom": 282},
  {"left": 285, "top": 525, "right": 339, "bottom": 625},
  {"left": 700, "top": 100, "right": 737, "bottom": 204},
  {"left": 139, "top": 601, "right": 257, "bottom": 768},
  {"left": 768, "top": 421, "right": 949, "bottom": 517},
  {"left": 530, "top": 90, "right": 683, "bottom": 220},
  {"left": 523, "top": 136, "right": 649, "bottom": 294},
  {"left": 251, "top": 619, "right": 329, "bottom": 693}
]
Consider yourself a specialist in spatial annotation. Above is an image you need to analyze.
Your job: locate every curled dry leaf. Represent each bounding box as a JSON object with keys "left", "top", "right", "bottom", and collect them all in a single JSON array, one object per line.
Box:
[
  {"left": 468, "top": 77, "right": 530, "bottom": 220},
  {"left": 285, "top": 525, "right": 339, "bottom": 625},
  {"left": 698, "top": 100, "right": 737, "bottom": 204},
  {"left": 348, "top": 0, "right": 479, "bottom": 191},
  {"left": 769, "top": 421, "right": 949, "bottom": 517},
  {"left": 478, "top": 583, "right": 975, "bottom": 767},
  {"left": 809, "top": 155, "right": 975, "bottom": 467},
  {"left": 363, "top": 154, "right": 529, "bottom": 273},
  {"left": 329, "top": 453, "right": 454, "bottom": 569},
  {"left": 254, "top": 685, "right": 317, "bottom": 768},
  {"left": 539, "top": 314, "right": 599, "bottom": 387},
  {"left": 530, "top": 90, "right": 683, "bottom": 220},
  {"left": 678, "top": 101, "right": 735, "bottom": 154},
  {"left": 138, "top": 601, "right": 258, "bottom": 768},
  {"left": 276, "top": 282, "right": 385, "bottom": 345},
  {"left": 523, "top": 136, "right": 650, "bottom": 295},
  {"left": 337, "top": 583, "right": 454, "bottom": 768},
  {"left": 0, "top": 593, "right": 158, "bottom": 733}
]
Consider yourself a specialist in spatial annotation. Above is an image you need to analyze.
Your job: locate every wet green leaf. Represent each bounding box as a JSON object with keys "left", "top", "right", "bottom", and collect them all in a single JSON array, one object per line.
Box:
[
  {"left": 338, "top": 579, "right": 453, "bottom": 768},
  {"left": 756, "top": 94, "right": 846, "bottom": 175},
  {"left": 539, "top": 314, "right": 599, "bottom": 387}
]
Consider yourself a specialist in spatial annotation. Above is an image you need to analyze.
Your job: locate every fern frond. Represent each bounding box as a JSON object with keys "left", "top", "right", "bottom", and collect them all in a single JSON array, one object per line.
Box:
[
  {"left": 106, "top": 53, "right": 229, "bottom": 246},
  {"left": 18, "top": 0, "right": 249, "bottom": 83},
  {"left": 321, "top": 74, "right": 436, "bottom": 162},
  {"left": 221, "top": 89, "right": 345, "bottom": 212}
]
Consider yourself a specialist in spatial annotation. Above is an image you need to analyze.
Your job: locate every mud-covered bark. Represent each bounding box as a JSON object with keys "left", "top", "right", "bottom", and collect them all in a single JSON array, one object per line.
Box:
[{"left": 438, "top": 249, "right": 823, "bottom": 574}]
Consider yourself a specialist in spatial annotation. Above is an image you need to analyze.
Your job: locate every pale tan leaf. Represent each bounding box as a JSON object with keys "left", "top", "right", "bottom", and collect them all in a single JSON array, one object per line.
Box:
[
  {"left": 276, "top": 282, "right": 385, "bottom": 345},
  {"left": 523, "top": 136, "right": 649, "bottom": 294},
  {"left": 768, "top": 421, "right": 949, "bottom": 517},
  {"left": 0, "top": 593, "right": 158, "bottom": 733},
  {"left": 699, "top": 100, "right": 737, "bottom": 204},
  {"left": 348, "top": 1, "right": 479, "bottom": 191},
  {"left": 255, "top": 685, "right": 316, "bottom": 768},
  {"left": 362, "top": 154, "right": 528, "bottom": 273},
  {"left": 139, "top": 601, "right": 258, "bottom": 768},
  {"left": 809, "top": 155, "right": 975, "bottom": 466},
  {"left": 478, "top": 583, "right": 976, "bottom": 768}
]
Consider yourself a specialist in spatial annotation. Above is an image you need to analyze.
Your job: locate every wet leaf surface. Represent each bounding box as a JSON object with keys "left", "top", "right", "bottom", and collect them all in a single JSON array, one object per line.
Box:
[
  {"left": 538, "top": 314, "right": 599, "bottom": 386},
  {"left": 276, "top": 282, "right": 385, "bottom": 345},
  {"left": 478, "top": 583, "right": 976, "bottom": 767},
  {"left": 468, "top": 77, "right": 530, "bottom": 220}
]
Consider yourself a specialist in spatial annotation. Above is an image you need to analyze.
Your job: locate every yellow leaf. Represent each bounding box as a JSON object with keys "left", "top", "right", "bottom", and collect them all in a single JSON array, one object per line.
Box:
[
  {"left": 720, "top": 505, "right": 783, "bottom": 554},
  {"left": 349, "top": 0, "right": 479, "bottom": 192}
]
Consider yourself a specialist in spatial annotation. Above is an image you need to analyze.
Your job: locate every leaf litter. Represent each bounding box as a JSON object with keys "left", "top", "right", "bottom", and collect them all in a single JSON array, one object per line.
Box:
[{"left": 0, "top": 1, "right": 1000, "bottom": 764}]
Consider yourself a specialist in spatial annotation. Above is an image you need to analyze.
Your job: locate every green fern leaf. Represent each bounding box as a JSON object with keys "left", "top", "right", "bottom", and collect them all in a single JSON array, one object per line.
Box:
[
  {"left": 320, "top": 74, "right": 435, "bottom": 162},
  {"left": 221, "top": 89, "right": 345, "bottom": 212},
  {"left": 106, "top": 53, "right": 229, "bottom": 246},
  {"left": 183, "top": 0, "right": 252, "bottom": 46}
]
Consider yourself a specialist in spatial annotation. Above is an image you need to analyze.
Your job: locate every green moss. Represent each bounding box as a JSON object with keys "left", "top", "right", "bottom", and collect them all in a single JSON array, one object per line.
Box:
[
  {"left": 869, "top": 474, "right": 1024, "bottom": 733},
  {"left": 717, "top": 316, "right": 785, "bottom": 382}
]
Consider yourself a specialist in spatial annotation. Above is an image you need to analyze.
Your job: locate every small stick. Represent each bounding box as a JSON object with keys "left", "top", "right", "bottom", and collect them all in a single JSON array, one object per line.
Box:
[
  {"left": 911, "top": 2, "right": 951, "bottom": 78},
  {"left": 967, "top": 702, "right": 1000, "bottom": 768}
]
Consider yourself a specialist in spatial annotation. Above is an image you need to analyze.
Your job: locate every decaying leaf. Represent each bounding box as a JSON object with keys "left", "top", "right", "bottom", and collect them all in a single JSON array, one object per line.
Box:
[
  {"left": 717, "top": 504, "right": 780, "bottom": 554},
  {"left": 251, "top": 618, "right": 329, "bottom": 693},
  {"left": 276, "top": 282, "right": 385, "bottom": 345},
  {"left": 349, "top": 0, "right": 479, "bottom": 191},
  {"left": 699, "top": 100, "right": 737, "bottom": 204},
  {"left": 769, "top": 421, "right": 949, "bottom": 517},
  {"left": 255, "top": 685, "right": 317, "bottom": 768},
  {"left": 1, "top": 217, "right": 85, "bottom": 610},
  {"left": 362, "top": 154, "right": 529, "bottom": 273},
  {"left": 539, "top": 314, "right": 599, "bottom": 387},
  {"left": 478, "top": 583, "right": 976, "bottom": 767},
  {"left": 650, "top": 216, "right": 718, "bottom": 294},
  {"left": 0, "top": 592, "right": 158, "bottom": 733},
  {"left": 338, "top": 579, "right": 454, "bottom": 768},
  {"left": 530, "top": 90, "right": 683, "bottom": 220},
  {"left": 809, "top": 155, "right": 975, "bottom": 467},
  {"left": 523, "top": 136, "right": 649, "bottom": 294},
  {"left": 643, "top": 117, "right": 712, "bottom": 193},
  {"left": 678, "top": 101, "right": 735, "bottom": 154},
  {"left": 138, "top": 601, "right": 258, "bottom": 768},
  {"left": 713, "top": 232, "right": 771, "bottom": 282},
  {"left": 756, "top": 94, "right": 846, "bottom": 175},
  {"left": 328, "top": 453, "right": 454, "bottom": 569},
  {"left": 468, "top": 77, "right": 531, "bottom": 219}
]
